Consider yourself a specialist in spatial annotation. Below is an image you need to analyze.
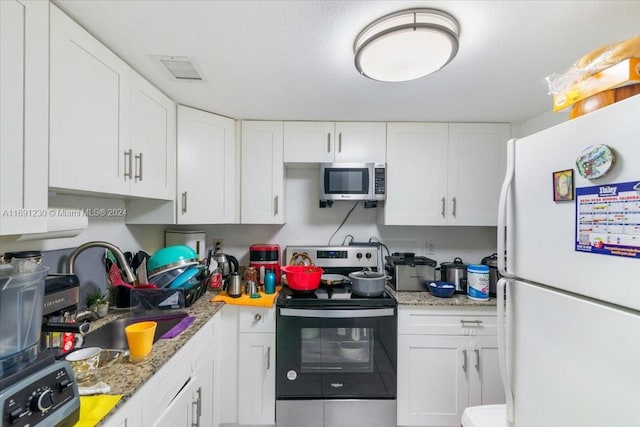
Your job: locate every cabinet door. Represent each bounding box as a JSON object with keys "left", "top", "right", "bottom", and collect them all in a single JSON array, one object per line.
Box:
[
  {"left": 283, "top": 121, "right": 334, "bottom": 163},
  {"left": 129, "top": 71, "right": 176, "bottom": 200},
  {"left": 447, "top": 123, "right": 509, "bottom": 226},
  {"left": 241, "top": 121, "right": 285, "bottom": 224},
  {"left": 151, "top": 376, "right": 195, "bottom": 427},
  {"left": 0, "top": 0, "right": 48, "bottom": 235},
  {"left": 194, "top": 354, "right": 214, "bottom": 427},
  {"left": 238, "top": 332, "right": 275, "bottom": 425},
  {"left": 467, "top": 335, "right": 505, "bottom": 408},
  {"left": 397, "top": 334, "right": 468, "bottom": 426},
  {"left": 177, "top": 106, "right": 236, "bottom": 224},
  {"left": 49, "top": 4, "right": 130, "bottom": 196},
  {"left": 384, "top": 123, "right": 449, "bottom": 225},
  {"left": 101, "top": 393, "right": 143, "bottom": 427},
  {"left": 334, "top": 122, "right": 386, "bottom": 163}
]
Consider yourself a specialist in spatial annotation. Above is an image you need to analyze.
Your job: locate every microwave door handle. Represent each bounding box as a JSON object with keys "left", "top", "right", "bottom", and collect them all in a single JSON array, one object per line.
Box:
[{"left": 279, "top": 308, "right": 395, "bottom": 318}]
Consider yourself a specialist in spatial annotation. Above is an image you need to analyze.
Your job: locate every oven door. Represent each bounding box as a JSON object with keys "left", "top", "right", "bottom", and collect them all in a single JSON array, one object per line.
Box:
[{"left": 276, "top": 306, "right": 396, "bottom": 399}]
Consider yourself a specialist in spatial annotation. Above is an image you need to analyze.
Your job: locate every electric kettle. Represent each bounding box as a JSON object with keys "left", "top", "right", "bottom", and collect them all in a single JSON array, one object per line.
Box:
[{"left": 213, "top": 253, "right": 239, "bottom": 281}]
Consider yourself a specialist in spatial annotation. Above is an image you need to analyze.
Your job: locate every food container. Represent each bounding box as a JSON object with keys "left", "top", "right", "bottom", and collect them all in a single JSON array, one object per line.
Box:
[
  {"left": 467, "top": 264, "right": 490, "bottom": 301},
  {"left": 348, "top": 269, "right": 387, "bottom": 297},
  {"left": 281, "top": 265, "right": 323, "bottom": 292},
  {"left": 424, "top": 281, "right": 456, "bottom": 298}
]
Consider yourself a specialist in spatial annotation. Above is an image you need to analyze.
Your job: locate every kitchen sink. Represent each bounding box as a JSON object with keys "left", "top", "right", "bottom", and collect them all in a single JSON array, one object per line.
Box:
[{"left": 81, "top": 311, "right": 189, "bottom": 350}]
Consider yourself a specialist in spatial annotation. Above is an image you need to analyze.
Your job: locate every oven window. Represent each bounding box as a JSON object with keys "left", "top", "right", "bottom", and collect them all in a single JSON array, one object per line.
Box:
[
  {"left": 301, "top": 327, "right": 374, "bottom": 373},
  {"left": 325, "top": 169, "right": 368, "bottom": 194}
]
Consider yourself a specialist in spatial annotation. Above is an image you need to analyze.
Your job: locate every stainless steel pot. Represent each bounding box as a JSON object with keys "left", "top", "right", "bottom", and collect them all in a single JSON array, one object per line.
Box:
[
  {"left": 481, "top": 253, "right": 503, "bottom": 297},
  {"left": 438, "top": 257, "right": 468, "bottom": 293},
  {"left": 348, "top": 270, "right": 387, "bottom": 297}
]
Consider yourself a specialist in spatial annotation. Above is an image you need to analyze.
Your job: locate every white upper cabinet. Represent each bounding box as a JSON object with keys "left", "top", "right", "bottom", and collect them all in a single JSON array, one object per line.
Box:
[
  {"left": 49, "top": 4, "right": 130, "bottom": 196},
  {"left": 129, "top": 71, "right": 176, "bottom": 200},
  {"left": 446, "top": 123, "right": 509, "bottom": 226},
  {"left": 49, "top": 5, "right": 175, "bottom": 200},
  {"left": 241, "top": 121, "right": 285, "bottom": 224},
  {"left": 177, "top": 106, "right": 237, "bottom": 224},
  {"left": 383, "top": 122, "right": 509, "bottom": 226},
  {"left": 0, "top": 0, "right": 49, "bottom": 235},
  {"left": 384, "top": 123, "right": 450, "bottom": 225},
  {"left": 283, "top": 121, "right": 386, "bottom": 164}
]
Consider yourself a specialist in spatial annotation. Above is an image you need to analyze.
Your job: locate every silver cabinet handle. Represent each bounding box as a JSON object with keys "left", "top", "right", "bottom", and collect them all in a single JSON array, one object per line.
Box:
[
  {"left": 441, "top": 197, "right": 446, "bottom": 218},
  {"left": 181, "top": 191, "right": 188, "bottom": 214},
  {"left": 338, "top": 132, "right": 342, "bottom": 153},
  {"left": 191, "top": 386, "right": 202, "bottom": 427},
  {"left": 460, "top": 320, "right": 483, "bottom": 326},
  {"left": 254, "top": 313, "right": 262, "bottom": 322},
  {"left": 462, "top": 349, "right": 467, "bottom": 373},
  {"left": 124, "top": 149, "right": 133, "bottom": 179},
  {"left": 327, "top": 133, "right": 331, "bottom": 153},
  {"left": 267, "top": 346, "right": 271, "bottom": 371},
  {"left": 452, "top": 196, "right": 457, "bottom": 217},
  {"left": 474, "top": 349, "right": 480, "bottom": 373},
  {"left": 134, "top": 152, "right": 143, "bottom": 181},
  {"left": 274, "top": 196, "right": 278, "bottom": 216}
]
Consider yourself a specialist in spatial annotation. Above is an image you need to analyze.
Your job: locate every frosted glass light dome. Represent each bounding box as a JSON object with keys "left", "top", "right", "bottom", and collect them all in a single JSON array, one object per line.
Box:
[{"left": 354, "top": 8, "right": 460, "bottom": 82}]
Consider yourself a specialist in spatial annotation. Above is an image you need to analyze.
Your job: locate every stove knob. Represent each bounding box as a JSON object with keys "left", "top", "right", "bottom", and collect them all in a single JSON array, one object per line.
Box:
[
  {"left": 365, "top": 253, "right": 372, "bottom": 259},
  {"left": 31, "top": 388, "right": 54, "bottom": 412},
  {"left": 356, "top": 252, "right": 363, "bottom": 259}
]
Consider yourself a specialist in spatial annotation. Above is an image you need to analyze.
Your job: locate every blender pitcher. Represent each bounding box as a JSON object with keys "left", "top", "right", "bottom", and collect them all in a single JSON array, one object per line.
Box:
[{"left": 0, "top": 259, "right": 48, "bottom": 371}]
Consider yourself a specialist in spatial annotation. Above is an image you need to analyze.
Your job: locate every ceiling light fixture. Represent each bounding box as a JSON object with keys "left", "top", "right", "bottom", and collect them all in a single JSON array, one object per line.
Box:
[{"left": 354, "top": 8, "right": 460, "bottom": 82}]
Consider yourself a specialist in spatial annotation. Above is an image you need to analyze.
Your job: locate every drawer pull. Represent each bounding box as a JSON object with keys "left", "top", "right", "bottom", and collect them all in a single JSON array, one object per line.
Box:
[
  {"left": 254, "top": 313, "right": 262, "bottom": 322},
  {"left": 460, "top": 320, "right": 483, "bottom": 326},
  {"left": 474, "top": 349, "right": 480, "bottom": 373}
]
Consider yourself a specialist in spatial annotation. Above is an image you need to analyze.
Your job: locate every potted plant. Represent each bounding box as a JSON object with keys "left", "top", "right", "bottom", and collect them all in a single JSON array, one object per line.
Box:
[{"left": 86, "top": 290, "right": 110, "bottom": 318}]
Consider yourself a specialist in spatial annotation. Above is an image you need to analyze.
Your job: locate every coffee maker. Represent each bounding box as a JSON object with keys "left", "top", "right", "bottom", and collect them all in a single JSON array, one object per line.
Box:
[{"left": 41, "top": 274, "right": 88, "bottom": 357}]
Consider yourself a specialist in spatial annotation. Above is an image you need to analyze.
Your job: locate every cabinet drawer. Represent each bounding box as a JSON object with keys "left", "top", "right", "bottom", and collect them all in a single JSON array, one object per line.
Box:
[
  {"left": 398, "top": 306, "right": 496, "bottom": 336},
  {"left": 239, "top": 307, "right": 276, "bottom": 333}
]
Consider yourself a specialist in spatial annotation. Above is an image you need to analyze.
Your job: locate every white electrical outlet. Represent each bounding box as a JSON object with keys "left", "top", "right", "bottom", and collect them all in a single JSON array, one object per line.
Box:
[
  {"left": 426, "top": 240, "right": 435, "bottom": 254},
  {"left": 213, "top": 238, "right": 223, "bottom": 253}
]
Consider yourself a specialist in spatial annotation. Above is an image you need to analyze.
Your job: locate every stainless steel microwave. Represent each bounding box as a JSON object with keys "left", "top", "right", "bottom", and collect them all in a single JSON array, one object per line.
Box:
[{"left": 320, "top": 162, "right": 386, "bottom": 202}]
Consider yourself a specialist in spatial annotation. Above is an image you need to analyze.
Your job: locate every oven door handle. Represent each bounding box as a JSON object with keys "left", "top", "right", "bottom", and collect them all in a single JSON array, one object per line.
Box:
[{"left": 279, "top": 308, "right": 395, "bottom": 318}]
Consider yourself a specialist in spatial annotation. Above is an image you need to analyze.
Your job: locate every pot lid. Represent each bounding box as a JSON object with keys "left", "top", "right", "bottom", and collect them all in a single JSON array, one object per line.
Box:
[
  {"left": 440, "top": 257, "right": 467, "bottom": 268},
  {"left": 349, "top": 270, "right": 385, "bottom": 280},
  {"left": 481, "top": 253, "right": 498, "bottom": 267},
  {"left": 385, "top": 255, "right": 437, "bottom": 267}
]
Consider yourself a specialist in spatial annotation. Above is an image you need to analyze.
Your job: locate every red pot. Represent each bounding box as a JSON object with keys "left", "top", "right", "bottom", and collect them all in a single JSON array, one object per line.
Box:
[{"left": 281, "top": 265, "right": 323, "bottom": 291}]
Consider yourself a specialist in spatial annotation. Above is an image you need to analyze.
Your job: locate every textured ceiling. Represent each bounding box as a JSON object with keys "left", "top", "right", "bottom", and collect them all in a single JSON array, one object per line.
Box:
[{"left": 53, "top": 0, "right": 640, "bottom": 123}]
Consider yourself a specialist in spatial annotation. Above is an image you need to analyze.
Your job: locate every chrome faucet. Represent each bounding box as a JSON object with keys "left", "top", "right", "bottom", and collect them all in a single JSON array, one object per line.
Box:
[{"left": 67, "top": 241, "right": 137, "bottom": 284}]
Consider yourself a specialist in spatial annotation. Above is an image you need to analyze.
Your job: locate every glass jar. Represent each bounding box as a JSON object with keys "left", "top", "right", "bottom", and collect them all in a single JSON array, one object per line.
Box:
[{"left": 244, "top": 266, "right": 258, "bottom": 285}]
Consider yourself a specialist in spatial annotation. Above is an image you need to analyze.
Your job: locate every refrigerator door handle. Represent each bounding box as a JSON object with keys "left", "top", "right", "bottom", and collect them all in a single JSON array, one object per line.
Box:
[
  {"left": 498, "top": 138, "right": 517, "bottom": 278},
  {"left": 497, "top": 277, "right": 515, "bottom": 424}
]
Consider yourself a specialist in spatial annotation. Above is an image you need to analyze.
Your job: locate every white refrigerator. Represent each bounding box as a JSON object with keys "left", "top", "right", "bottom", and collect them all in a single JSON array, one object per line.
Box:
[{"left": 493, "top": 94, "right": 640, "bottom": 427}]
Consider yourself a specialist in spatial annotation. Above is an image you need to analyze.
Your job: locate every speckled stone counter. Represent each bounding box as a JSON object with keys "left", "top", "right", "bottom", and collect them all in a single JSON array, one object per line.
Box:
[
  {"left": 85, "top": 292, "right": 224, "bottom": 425},
  {"left": 388, "top": 287, "right": 497, "bottom": 307}
]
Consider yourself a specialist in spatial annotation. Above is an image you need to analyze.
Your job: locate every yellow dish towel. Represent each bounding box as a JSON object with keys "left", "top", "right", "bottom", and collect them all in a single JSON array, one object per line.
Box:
[
  {"left": 74, "top": 395, "right": 122, "bottom": 427},
  {"left": 211, "top": 286, "right": 282, "bottom": 307}
]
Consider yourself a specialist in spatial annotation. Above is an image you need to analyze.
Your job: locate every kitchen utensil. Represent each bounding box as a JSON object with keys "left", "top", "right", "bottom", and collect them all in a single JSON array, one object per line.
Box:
[
  {"left": 0, "top": 259, "right": 48, "bottom": 365},
  {"left": 2, "top": 251, "right": 42, "bottom": 264},
  {"left": 125, "top": 321, "right": 157, "bottom": 363},
  {"left": 136, "top": 258, "right": 148, "bottom": 285},
  {"left": 65, "top": 347, "right": 103, "bottom": 382},
  {"left": 337, "top": 341, "right": 368, "bottom": 361},
  {"left": 226, "top": 272, "right": 242, "bottom": 297},
  {"left": 424, "top": 280, "right": 456, "bottom": 298},
  {"left": 149, "top": 266, "right": 187, "bottom": 288},
  {"left": 320, "top": 274, "right": 346, "bottom": 286},
  {"left": 168, "top": 265, "right": 205, "bottom": 289},
  {"left": 348, "top": 269, "right": 387, "bottom": 297},
  {"left": 481, "top": 253, "right": 503, "bottom": 297},
  {"left": 147, "top": 245, "right": 199, "bottom": 278},
  {"left": 213, "top": 252, "right": 239, "bottom": 281},
  {"left": 281, "top": 265, "right": 323, "bottom": 292},
  {"left": 385, "top": 253, "right": 437, "bottom": 291},
  {"left": 438, "top": 257, "right": 468, "bottom": 293}
]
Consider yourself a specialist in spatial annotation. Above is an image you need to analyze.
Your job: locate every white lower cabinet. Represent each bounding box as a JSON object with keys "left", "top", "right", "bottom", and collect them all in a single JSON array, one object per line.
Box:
[
  {"left": 397, "top": 306, "right": 504, "bottom": 427},
  {"left": 220, "top": 305, "right": 276, "bottom": 426},
  {"left": 103, "top": 311, "right": 220, "bottom": 427}
]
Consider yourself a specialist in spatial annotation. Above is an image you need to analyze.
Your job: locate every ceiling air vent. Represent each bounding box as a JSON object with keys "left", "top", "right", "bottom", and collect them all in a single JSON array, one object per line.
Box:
[{"left": 153, "top": 56, "right": 204, "bottom": 81}]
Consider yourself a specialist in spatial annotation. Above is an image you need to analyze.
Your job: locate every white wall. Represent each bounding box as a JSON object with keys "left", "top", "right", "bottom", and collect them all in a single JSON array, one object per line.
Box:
[
  {"left": 165, "top": 167, "right": 499, "bottom": 267},
  {"left": 514, "top": 110, "right": 569, "bottom": 138}
]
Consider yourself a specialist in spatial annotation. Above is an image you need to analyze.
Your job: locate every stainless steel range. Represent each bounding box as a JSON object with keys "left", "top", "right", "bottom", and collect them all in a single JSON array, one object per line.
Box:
[{"left": 276, "top": 245, "right": 397, "bottom": 427}]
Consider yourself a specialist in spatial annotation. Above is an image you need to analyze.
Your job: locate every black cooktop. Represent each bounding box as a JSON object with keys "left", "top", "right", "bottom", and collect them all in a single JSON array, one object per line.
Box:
[{"left": 277, "top": 284, "right": 396, "bottom": 308}]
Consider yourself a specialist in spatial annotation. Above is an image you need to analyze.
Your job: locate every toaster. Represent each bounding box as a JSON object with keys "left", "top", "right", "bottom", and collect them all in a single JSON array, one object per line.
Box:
[{"left": 385, "top": 253, "right": 437, "bottom": 291}]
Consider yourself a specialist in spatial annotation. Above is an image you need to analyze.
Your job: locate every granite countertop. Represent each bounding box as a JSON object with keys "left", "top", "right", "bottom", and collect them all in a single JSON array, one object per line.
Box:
[
  {"left": 387, "top": 286, "right": 497, "bottom": 307},
  {"left": 85, "top": 292, "right": 225, "bottom": 425}
]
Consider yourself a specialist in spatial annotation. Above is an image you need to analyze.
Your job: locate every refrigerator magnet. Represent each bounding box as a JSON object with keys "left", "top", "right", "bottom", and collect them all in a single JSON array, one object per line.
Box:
[
  {"left": 575, "top": 144, "right": 615, "bottom": 179},
  {"left": 553, "top": 169, "right": 574, "bottom": 201}
]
